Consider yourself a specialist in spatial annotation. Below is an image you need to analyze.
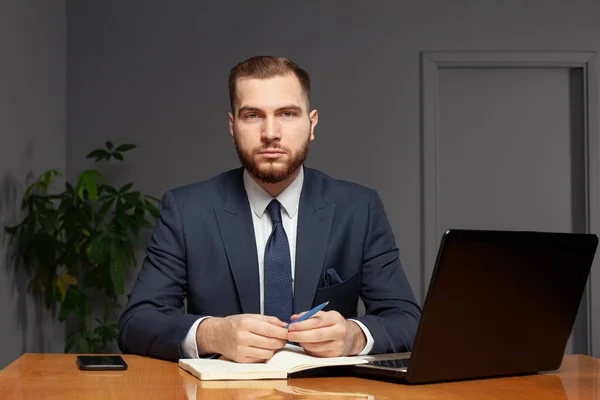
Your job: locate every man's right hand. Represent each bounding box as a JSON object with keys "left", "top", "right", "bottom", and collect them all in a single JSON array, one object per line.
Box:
[{"left": 195, "top": 314, "right": 289, "bottom": 363}]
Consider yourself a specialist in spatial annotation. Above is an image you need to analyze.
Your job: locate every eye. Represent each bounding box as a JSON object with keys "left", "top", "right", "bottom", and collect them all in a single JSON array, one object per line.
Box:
[
  {"left": 246, "top": 113, "right": 258, "bottom": 119},
  {"left": 281, "top": 111, "right": 295, "bottom": 118}
]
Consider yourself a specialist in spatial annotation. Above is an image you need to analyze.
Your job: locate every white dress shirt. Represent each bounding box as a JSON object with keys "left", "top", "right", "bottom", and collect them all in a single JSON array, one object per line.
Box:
[{"left": 182, "top": 166, "right": 374, "bottom": 357}]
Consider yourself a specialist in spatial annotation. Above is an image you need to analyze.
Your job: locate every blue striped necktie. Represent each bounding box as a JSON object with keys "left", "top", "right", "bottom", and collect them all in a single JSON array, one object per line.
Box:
[{"left": 263, "top": 199, "right": 293, "bottom": 323}]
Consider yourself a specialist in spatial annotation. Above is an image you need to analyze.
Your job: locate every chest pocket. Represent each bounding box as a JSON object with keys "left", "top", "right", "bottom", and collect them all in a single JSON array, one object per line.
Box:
[{"left": 312, "top": 270, "right": 360, "bottom": 318}]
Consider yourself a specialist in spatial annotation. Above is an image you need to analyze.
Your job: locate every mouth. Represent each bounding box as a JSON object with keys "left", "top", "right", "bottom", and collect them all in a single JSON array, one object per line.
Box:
[
  {"left": 259, "top": 153, "right": 285, "bottom": 159},
  {"left": 257, "top": 149, "right": 286, "bottom": 158}
]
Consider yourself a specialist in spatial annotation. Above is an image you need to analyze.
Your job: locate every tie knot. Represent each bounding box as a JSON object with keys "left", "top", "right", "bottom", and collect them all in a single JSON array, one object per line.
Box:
[{"left": 266, "top": 199, "right": 282, "bottom": 224}]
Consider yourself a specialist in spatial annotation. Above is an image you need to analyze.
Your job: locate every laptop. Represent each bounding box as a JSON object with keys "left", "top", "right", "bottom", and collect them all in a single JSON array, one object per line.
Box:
[{"left": 352, "top": 229, "right": 598, "bottom": 384}]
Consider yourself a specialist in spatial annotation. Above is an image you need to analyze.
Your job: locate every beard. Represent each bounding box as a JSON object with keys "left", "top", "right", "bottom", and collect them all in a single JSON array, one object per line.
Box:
[{"left": 234, "top": 135, "right": 310, "bottom": 184}]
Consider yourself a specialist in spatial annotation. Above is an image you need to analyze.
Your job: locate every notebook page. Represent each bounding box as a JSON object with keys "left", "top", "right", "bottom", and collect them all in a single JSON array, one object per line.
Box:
[{"left": 266, "top": 344, "right": 368, "bottom": 374}]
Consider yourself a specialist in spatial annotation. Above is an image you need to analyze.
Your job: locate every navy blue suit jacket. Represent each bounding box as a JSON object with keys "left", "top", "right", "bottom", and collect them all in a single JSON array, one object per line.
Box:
[{"left": 118, "top": 167, "right": 422, "bottom": 361}]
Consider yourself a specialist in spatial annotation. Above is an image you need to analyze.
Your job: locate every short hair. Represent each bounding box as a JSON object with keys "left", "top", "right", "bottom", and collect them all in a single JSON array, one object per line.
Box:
[{"left": 228, "top": 55, "right": 311, "bottom": 113}]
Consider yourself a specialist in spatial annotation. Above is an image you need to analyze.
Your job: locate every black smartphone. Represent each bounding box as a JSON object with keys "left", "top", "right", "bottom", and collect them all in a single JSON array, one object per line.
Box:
[{"left": 76, "top": 355, "right": 128, "bottom": 371}]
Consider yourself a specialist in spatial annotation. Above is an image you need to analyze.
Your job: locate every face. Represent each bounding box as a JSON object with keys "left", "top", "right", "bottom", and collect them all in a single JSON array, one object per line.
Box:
[{"left": 229, "top": 73, "right": 318, "bottom": 184}]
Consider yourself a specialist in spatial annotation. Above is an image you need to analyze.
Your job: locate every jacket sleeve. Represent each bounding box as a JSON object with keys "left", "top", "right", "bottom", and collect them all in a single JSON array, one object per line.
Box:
[
  {"left": 354, "top": 189, "right": 422, "bottom": 354},
  {"left": 118, "top": 190, "right": 201, "bottom": 361}
]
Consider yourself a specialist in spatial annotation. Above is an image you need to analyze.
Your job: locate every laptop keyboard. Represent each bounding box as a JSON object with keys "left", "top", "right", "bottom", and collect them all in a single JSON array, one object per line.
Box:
[{"left": 369, "top": 358, "right": 410, "bottom": 369}]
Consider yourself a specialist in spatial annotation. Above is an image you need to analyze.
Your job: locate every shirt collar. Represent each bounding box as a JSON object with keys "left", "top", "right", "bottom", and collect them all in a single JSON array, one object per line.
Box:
[{"left": 243, "top": 166, "right": 304, "bottom": 219}]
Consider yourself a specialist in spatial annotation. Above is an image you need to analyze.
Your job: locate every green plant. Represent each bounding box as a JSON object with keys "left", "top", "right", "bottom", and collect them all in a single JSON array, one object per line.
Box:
[{"left": 4, "top": 141, "right": 159, "bottom": 353}]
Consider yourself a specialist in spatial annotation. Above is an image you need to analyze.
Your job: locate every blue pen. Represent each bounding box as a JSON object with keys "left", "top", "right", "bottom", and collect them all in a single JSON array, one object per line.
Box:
[{"left": 285, "top": 301, "right": 329, "bottom": 328}]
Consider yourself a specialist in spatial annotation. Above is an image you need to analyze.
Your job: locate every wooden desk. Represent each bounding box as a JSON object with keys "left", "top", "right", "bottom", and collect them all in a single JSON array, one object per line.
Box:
[{"left": 0, "top": 354, "right": 598, "bottom": 399}]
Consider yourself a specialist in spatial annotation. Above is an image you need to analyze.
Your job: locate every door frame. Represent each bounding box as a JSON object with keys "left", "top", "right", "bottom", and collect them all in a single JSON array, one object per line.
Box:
[{"left": 420, "top": 51, "right": 599, "bottom": 356}]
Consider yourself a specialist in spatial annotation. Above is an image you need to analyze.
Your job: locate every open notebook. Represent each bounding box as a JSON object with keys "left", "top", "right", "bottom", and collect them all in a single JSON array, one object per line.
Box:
[{"left": 178, "top": 344, "right": 368, "bottom": 380}]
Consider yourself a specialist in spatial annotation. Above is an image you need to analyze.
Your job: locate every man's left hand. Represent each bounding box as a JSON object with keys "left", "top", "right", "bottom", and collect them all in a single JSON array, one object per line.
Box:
[{"left": 286, "top": 310, "right": 366, "bottom": 357}]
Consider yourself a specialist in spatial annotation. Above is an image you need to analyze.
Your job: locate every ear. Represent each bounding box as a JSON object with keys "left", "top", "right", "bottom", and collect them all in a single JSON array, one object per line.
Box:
[
  {"left": 228, "top": 112, "right": 235, "bottom": 139},
  {"left": 309, "top": 109, "right": 319, "bottom": 141}
]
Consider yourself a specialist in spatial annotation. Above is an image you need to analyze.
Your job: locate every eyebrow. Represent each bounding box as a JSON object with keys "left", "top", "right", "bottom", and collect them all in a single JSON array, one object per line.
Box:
[{"left": 237, "top": 105, "right": 303, "bottom": 117}]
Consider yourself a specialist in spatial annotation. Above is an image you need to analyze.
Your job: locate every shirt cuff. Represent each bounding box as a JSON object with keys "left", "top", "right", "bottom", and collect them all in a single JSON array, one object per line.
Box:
[
  {"left": 181, "top": 316, "right": 212, "bottom": 358},
  {"left": 348, "top": 319, "right": 374, "bottom": 355}
]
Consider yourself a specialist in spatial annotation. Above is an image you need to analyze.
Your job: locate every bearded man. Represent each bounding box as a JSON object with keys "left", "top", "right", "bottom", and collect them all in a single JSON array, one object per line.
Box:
[{"left": 118, "top": 55, "right": 422, "bottom": 363}]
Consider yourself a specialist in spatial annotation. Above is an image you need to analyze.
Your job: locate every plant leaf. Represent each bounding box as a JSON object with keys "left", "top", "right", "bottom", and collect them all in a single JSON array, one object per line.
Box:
[
  {"left": 78, "top": 336, "right": 90, "bottom": 354},
  {"left": 97, "top": 194, "right": 114, "bottom": 202},
  {"left": 7, "top": 142, "right": 143, "bottom": 355},
  {"left": 101, "top": 185, "right": 118, "bottom": 194},
  {"left": 56, "top": 273, "right": 77, "bottom": 302},
  {"left": 56, "top": 278, "right": 66, "bottom": 303},
  {"left": 110, "top": 247, "right": 124, "bottom": 295},
  {"left": 87, "top": 235, "right": 104, "bottom": 265},
  {"left": 98, "top": 199, "right": 115, "bottom": 215},
  {"left": 24, "top": 181, "right": 43, "bottom": 199},
  {"left": 86, "top": 149, "right": 109, "bottom": 160},
  {"left": 144, "top": 200, "right": 159, "bottom": 219},
  {"left": 41, "top": 170, "right": 60, "bottom": 192},
  {"left": 75, "top": 170, "right": 106, "bottom": 202},
  {"left": 115, "top": 143, "right": 136, "bottom": 152},
  {"left": 65, "top": 333, "right": 77, "bottom": 353},
  {"left": 58, "top": 289, "right": 75, "bottom": 321},
  {"left": 123, "top": 192, "right": 143, "bottom": 208},
  {"left": 59, "top": 273, "right": 77, "bottom": 286},
  {"left": 23, "top": 169, "right": 62, "bottom": 199},
  {"left": 119, "top": 183, "right": 133, "bottom": 193},
  {"left": 82, "top": 173, "right": 98, "bottom": 202},
  {"left": 24, "top": 182, "right": 35, "bottom": 200},
  {"left": 74, "top": 179, "right": 84, "bottom": 202}
]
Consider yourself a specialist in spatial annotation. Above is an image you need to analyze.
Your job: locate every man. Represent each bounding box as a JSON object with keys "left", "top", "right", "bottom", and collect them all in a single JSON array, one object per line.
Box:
[{"left": 118, "top": 55, "right": 421, "bottom": 363}]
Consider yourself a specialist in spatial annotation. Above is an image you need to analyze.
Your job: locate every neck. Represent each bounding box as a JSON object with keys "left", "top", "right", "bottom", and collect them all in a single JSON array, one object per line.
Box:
[{"left": 251, "top": 167, "right": 301, "bottom": 197}]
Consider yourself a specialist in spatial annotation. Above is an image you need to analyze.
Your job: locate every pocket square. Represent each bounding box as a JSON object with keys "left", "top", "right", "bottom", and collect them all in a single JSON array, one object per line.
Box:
[{"left": 323, "top": 268, "right": 343, "bottom": 287}]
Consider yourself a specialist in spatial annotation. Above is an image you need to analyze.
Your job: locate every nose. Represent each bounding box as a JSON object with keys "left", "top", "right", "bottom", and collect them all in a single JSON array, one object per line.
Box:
[{"left": 261, "top": 116, "right": 281, "bottom": 142}]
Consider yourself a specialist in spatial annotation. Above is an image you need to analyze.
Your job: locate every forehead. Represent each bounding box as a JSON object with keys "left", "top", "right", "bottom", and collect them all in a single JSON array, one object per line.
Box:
[{"left": 234, "top": 74, "right": 307, "bottom": 110}]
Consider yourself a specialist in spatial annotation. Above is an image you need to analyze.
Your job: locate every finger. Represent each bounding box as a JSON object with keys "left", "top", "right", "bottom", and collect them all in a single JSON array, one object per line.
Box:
[
  {"left": 230, "top": 343, "right": 278, "bottom": 362},
  {"left": 247, "top": 319, "right": 289, "bottom": 340},
  {"left": 289, "top": 311, "right": 307, "bottom": 321},
  {"left": 288, "top": 317, "right": 327, "bottom": 332},
  {"left": 288, "top": 312, "right": 338, "bottom": 331},
  {"left": 298, "top": 339, "right": 338, "bottom": 353},
  {"left": 245, "top": 331, "right": 287, "bottom": 350},
  {"left": 288, "top": 325, "right": 344, "bottom": 344},
  {"left": 250, "top": 314, "right": 288, "bottom": 327},
  {"left": 244, "top": 345, "right": 277, "bottom": 361}
]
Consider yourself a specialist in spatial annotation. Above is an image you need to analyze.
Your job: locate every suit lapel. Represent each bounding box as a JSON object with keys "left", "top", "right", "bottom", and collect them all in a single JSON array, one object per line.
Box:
[
  {"left": 293, "top": 169, "right": 334, "bottom": 314},
  {"left": 214, "top": 169, "right": 260, "bottom": 314}
]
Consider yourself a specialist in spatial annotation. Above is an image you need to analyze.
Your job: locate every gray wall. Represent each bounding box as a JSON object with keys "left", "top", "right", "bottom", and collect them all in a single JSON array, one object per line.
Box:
[
  {"left": 0, "top": 0, "right": 66, "bottom": 369},
  {"left": 66, "top": 0, "right": 600, "bottom": 296},
  {"left": 3, "top": 0, "right": 600, "bottom": 368}
]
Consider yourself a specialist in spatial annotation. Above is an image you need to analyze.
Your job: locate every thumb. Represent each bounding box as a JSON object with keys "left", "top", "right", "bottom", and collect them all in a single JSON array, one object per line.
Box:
[{"left": 289, "top": 311, "right": 308, "bottom": 321}]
